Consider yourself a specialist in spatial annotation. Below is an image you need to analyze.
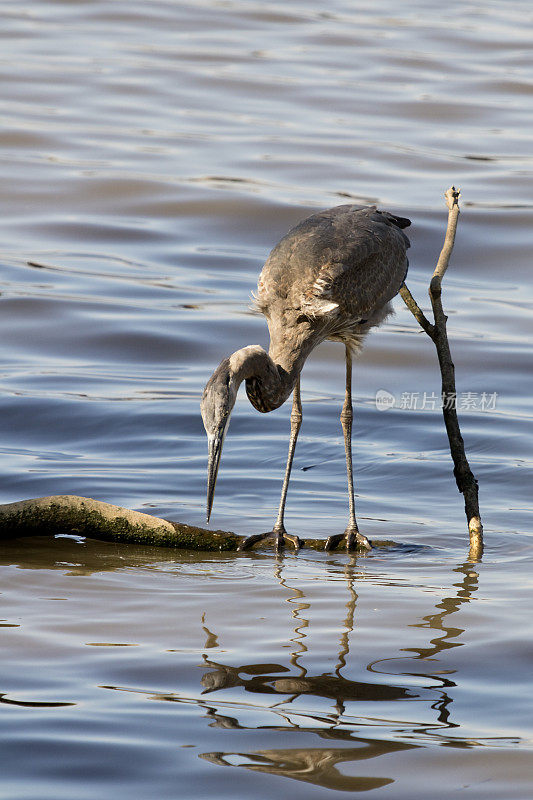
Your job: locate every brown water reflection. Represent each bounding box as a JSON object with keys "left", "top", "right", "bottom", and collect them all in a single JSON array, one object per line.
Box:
[{"left": 200, "top": 742, "right": 412, "bottom": 793}]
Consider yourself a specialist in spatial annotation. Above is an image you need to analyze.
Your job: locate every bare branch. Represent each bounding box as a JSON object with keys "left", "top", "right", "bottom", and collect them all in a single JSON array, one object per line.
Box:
[
  {"left": 400, "top": 187, "right": 483, "bottom": 560},
  {"left": 430, "top": 186, "right": 460, "bottom": 296},
  {"left": 399, "top": 283, "right": 435, "bottom": 337}
]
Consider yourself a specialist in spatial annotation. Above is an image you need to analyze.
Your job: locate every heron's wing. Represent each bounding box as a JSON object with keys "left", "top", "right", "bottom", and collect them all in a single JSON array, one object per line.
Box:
[
  {"left": 302, "top": 222, "right": 408, "bottom": 319},
  {"left": 256, "top": 205, "right": 410, "bottom": 320}
]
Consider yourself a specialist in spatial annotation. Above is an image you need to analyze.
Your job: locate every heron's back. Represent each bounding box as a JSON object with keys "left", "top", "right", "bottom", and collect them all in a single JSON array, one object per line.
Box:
[{"left": 256, "top": 205, "right": 410, "bottom": 327}]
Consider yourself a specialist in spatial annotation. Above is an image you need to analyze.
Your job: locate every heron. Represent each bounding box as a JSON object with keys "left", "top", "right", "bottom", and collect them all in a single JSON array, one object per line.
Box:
[{"left": 200, "top": 203, "right": 410, "bottom": 552}]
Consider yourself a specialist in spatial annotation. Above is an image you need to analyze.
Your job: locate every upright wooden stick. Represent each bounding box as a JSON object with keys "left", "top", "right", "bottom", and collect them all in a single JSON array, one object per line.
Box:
[{"left": 400, "top": 187, "right": 483, "bottom": 560}]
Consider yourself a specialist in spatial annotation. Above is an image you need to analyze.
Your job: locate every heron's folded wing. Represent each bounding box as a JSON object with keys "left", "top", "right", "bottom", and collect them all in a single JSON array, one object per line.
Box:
[{"left": 302, "top": 231, "right": 408, "bottom": 319}]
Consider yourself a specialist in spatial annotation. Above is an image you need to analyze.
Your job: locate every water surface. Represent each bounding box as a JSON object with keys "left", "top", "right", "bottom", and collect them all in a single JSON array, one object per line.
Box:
[{"left": 0, "top": 1, "right": 532, "bottom": 798}]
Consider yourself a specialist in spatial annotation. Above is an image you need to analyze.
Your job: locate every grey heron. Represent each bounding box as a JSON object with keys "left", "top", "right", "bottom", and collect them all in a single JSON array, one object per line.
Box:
[{"left": 200, "top": 203, "right": 410, "bottom": 552}]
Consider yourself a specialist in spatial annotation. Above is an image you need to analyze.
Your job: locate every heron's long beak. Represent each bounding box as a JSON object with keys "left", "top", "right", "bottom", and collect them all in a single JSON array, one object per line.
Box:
[{"left": 206, "top": 423, "right": 228, "bottom": 523}]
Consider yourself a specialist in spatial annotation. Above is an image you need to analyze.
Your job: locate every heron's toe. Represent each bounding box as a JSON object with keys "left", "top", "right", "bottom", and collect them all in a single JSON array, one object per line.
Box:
[
  {"left": 237, "top": 529, "right": 302, "bottom": 552},
  {"left": 325, "top": 533, "right": 346, "bottom": 551},
  {"left": 283, "top": 532, "right": 303, "bottom": 551},
  {"left": 237, "top": 532, "right": 268, "bottom": 551},
  {"left": 325, "top": 530, "right": 372, "bottom": 552},
  {"left": 346, "top": 531, "right": 372, "bottom": 552}
]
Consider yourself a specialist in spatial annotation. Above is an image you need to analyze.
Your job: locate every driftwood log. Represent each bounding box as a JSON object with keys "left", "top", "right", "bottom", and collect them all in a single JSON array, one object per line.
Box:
[{"left": 0, "top": 495, "right": 369, "bottom": 552}]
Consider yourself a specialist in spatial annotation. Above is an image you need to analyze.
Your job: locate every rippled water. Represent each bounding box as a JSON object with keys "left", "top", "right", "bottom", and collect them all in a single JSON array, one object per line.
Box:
[{"left": 1, "top": 1, "right": 532, "bottom": 798}]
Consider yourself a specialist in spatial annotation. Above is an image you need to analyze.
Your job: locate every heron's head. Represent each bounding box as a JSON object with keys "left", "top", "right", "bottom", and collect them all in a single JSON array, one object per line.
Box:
[{"left": 200, "top": 358, "right": 239, "bottom": 522}]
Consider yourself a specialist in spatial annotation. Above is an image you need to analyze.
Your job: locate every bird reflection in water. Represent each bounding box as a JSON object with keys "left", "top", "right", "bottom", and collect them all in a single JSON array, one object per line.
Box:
[
  {"left": 198, "top": 557, "right": 482, "bottom": 791},
  {"left": 201, "top": 562, "right": 414, "bottom": 709},
  {"left": 99, "top": 555, "right": 482, "bottom": 793}
]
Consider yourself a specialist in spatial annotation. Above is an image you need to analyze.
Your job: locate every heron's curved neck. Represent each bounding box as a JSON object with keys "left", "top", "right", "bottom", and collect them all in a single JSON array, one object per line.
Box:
[
  {"left": 230, "top": 321, "right": 321, "bottom": 413},
  {"left": 227, "top": 345, "right": 290, "bottom": 413}
]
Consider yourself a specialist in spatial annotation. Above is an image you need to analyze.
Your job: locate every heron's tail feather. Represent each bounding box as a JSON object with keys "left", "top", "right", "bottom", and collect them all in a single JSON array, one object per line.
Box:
[{"left": 384, "top": 212, "right": 411, "bottom": 230}]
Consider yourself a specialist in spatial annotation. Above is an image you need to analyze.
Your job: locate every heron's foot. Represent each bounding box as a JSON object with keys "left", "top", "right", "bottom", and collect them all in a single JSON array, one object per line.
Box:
[
  {"left": 325, "top": 526, "right": 372, "bottom": 553},
  {"left": 238, "top": 526, "right": 303, "bottom": 552}
]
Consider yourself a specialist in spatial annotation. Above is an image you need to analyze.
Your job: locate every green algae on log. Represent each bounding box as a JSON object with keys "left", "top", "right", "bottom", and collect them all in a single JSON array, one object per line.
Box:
[
  {"left": 0, "top": 494, "right": 380, "bottom": 552},
  {"left": 0, "top": 495, "right": 240, "bottom": 551},
  {"left": 0, "top": 495, "right": 376, "bottom": 552}
]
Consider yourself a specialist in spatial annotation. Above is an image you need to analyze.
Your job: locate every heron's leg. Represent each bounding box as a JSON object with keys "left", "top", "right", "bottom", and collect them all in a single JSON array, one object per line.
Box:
[
  {"left": 272, "top": 377, "right": 303, "bottom": 549},
  {"left": 238, "top": 380, "right": 303, "bottom": 552},
  {"left": 325, "top": 346, "right": 371, "bottom": 553},
  {"left": 342, "top": 346, "right": 358, "bottom": 537}
]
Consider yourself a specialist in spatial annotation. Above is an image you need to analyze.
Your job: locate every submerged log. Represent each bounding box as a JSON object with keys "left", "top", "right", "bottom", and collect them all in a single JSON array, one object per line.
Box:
[
  {"left": 0, "top": 494, "right": 370, "bottom": 552},
  {"left": 0, "top": 495, "right": 240, "bottom": 551}
]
